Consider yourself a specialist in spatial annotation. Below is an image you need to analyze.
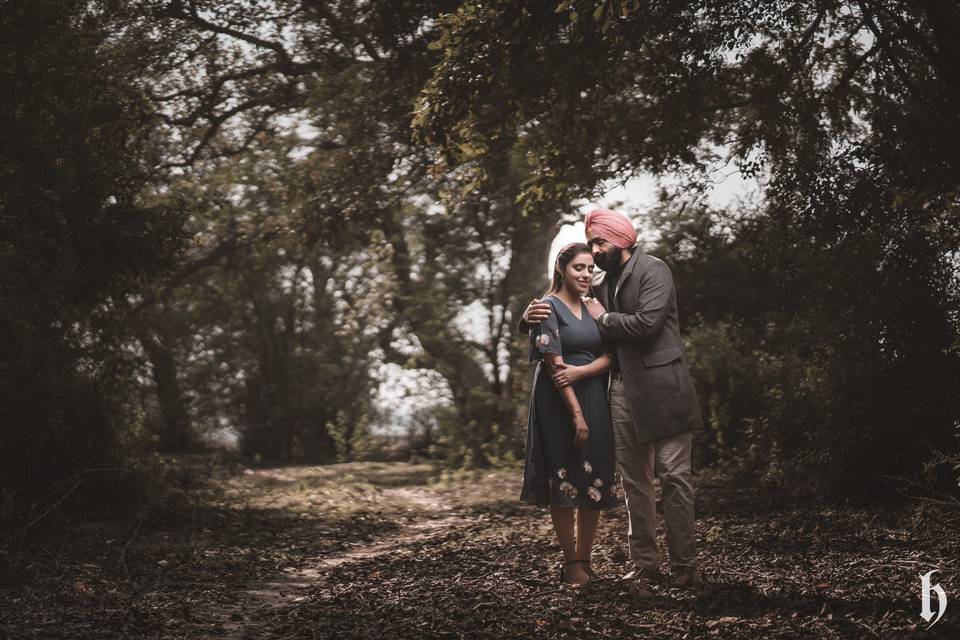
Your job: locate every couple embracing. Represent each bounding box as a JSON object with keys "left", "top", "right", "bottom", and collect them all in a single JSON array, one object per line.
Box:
[{"left": 519, "top": 208, "right": 703, "bottom": 589}]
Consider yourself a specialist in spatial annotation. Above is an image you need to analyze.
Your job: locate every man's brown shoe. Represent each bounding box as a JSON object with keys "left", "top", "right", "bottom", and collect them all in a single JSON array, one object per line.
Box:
[
  {"left": 621, "top": 566, "right": 668, "bottom": 583},
  {"left": 671, "top": 566, "right": 699, "bottom": 587}
]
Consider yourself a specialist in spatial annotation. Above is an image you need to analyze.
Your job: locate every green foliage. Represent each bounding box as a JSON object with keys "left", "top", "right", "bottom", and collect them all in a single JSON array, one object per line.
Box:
[
  {"left": 11, "top": 0, "right": 958, "bottom": 513},
  {"left": 653, "top": 195, "right": 960, "bottom": 497},
  {"left": 416, "top": 0, "right": 960, "bottom": 495},
  {"left": 0, "top": 0, "right": 186, "bottom": 519},
  {"left": 327, "top": 411, "right": 375, "bottom": 463},
  {"left": 118, "top": 0, "right": 557, "bottom": 468},
  {"left": 137, "top": 138, "right": 383, "bottom": 463}
]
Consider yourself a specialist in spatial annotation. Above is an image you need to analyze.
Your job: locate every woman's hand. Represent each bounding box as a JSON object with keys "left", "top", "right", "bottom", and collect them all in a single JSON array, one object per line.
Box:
[
  {"left": 551, "top": 363, "right": 585, "bottom": 387},
  {"left": 573, "top": 416, "right": 589, "bottom": 447},
  {"left": 583, "top": 296, "right": 606, "bottom": 320}
]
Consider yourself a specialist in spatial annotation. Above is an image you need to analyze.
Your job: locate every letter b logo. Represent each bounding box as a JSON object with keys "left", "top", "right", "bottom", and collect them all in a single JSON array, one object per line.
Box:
[{"left": 920, "top": 570, "right": 947, "bottom": 629}]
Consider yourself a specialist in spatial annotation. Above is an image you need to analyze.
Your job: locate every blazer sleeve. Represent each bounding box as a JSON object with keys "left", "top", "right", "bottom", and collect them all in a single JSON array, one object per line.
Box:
[
  {"left": 598, "top": 260, "right": 674, "bottom": 341},
  {"left": 517, "top": 316, "right": 530, "bottom": 336}
]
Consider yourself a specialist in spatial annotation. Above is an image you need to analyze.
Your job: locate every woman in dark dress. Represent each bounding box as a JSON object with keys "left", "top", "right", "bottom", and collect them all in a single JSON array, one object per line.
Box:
[{"left": 521, "top": 243, "right": 617, "bottom": 587}]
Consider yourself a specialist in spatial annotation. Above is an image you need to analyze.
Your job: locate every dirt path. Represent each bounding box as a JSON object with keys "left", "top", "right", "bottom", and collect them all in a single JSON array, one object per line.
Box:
[
  {"left": 314, "top": 487, "right": 468, "bottom": 568},
  {"left": 217, "top": 485, "right": 468, "bottom": 639},
  {"left": 3, "top": 461, "right": 959, "bottom": 639}
]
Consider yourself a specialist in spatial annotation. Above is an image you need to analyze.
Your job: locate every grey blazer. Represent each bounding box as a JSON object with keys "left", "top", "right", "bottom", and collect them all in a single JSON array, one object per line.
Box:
[{"left": 594, "top": 250, "right": 703, "bottom": 442}]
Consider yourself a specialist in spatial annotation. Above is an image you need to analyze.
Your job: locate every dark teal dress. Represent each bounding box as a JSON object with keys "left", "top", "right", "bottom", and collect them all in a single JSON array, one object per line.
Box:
[{"left": 521, "top": 295, "right": 618, "bottom": 510}]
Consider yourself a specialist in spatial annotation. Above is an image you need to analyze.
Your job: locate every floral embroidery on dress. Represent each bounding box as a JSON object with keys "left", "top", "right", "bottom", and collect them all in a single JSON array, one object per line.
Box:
[
  {"left": 557, "top": 468, "right": 567, "bottom": 479},
  {"left": 583, "top": 461, "right": 593, "bottom": 474},
  {"left": 593, "top": 477, "right": 603, "bottom": 488},
  {"left": 537, "top": 333, "right": 551, "bottom": 348},
  {"left": 559, "top": 481, "right": 577, "bottom": 499},
  {"left": 587, "top": 486, "right": 602, "bottom": 502}
]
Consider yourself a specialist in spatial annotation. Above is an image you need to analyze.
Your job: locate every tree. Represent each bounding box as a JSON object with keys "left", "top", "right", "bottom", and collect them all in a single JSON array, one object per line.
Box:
[
  {"left": 0, "top": 0, "right": 185, "bottom": 514},
  {"left": 416, "top": 0, "right": 960, "bottom": 495},
  {"left": 127, "top": 0, "right": 561, "bottom": 465}
]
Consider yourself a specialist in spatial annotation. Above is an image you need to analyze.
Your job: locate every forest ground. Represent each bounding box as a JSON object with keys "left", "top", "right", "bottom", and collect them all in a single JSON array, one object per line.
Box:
[{"left": 1, "top": 458, "right": 958, "bottom": 639}]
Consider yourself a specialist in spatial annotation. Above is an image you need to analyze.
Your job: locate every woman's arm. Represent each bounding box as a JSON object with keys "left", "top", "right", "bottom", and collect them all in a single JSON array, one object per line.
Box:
[
  {"left": 550, "top": 354, "right": 612, "bottom": 388},
  {"left": 542, "top": 354, "right": 589, "bottom": 447}
]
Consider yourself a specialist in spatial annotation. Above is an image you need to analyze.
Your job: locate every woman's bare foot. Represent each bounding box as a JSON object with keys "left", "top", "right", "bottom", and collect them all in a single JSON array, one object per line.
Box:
[
  {"left": 579, "top": 560, "right": 597, "bottom": 578},
  {"left": 561, "top": 560, "right": 590, "bottom": 586}
]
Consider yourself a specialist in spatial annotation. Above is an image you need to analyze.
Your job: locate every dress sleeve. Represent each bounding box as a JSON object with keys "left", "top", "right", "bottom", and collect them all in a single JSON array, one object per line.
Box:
[{"left": 528, "top": 299, "right": 562, "bottom": 362}]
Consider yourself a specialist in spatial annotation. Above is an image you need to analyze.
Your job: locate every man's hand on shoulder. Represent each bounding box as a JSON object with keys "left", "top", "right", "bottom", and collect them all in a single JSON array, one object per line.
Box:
[
  {"left": 522, "top": 298, "right": 553, "bottom": 325},
  {"left": 583, "top": 296, "right": 606, "bottom": 321}
]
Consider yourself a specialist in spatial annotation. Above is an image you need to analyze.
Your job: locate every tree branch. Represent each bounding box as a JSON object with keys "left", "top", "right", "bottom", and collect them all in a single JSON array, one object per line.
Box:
[
  {"left": 855, "top": 0, "right": 933, "bottom": 106},
  {"left": 165, "top": 0, "right": 296, "bottom": 70}
]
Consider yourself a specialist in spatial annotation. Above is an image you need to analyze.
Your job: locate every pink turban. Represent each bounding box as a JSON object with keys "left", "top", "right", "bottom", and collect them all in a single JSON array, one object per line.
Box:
[{"left": 584, "top": 209, "right": 637, "bottom": 249}]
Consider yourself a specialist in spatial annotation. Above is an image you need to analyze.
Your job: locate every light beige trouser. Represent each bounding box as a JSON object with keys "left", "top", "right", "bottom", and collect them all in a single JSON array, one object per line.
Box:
[{"left": 609, "top": 378, "right": 696, "bottom": 570}]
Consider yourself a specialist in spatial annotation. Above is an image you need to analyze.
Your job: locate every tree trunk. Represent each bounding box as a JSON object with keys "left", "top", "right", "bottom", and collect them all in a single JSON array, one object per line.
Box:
[{"left": 139, "top": 332, "right": 193, "bottom": 453}]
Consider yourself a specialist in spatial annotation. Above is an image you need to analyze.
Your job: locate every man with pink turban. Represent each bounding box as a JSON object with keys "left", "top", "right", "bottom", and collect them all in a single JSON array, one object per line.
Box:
[
  {"left": 584, "top": 208, "right": 638, "bottom": 251},
  {"left": 521, "top": 208, "right": 703, "bottom": 589}
]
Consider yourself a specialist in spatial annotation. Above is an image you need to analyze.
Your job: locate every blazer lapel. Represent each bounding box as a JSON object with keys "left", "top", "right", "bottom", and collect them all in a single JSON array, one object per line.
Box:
[
  {"left": 591, "top": 271, "right": 611, "bottom": 309},
  {"left": 614, "top": 248, "right": 642, "bottom": 306}
]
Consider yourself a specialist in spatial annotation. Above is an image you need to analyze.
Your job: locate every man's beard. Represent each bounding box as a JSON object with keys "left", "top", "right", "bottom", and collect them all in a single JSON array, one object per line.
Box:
[{"left": 593, "top": 246, "right": 620, "bottom": 272}]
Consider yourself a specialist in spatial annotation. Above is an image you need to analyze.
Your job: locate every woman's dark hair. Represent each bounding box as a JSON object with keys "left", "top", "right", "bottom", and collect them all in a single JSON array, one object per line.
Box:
[{"left": 542, "top": 242, "right": 592, "bottom": 296}]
